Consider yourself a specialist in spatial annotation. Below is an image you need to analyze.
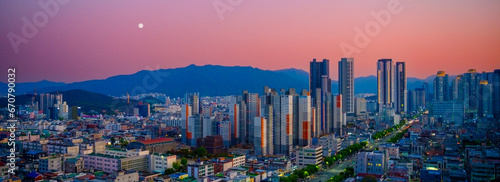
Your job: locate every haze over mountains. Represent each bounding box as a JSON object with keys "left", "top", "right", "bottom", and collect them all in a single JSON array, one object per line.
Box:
[{"left": 1, "top": 64, "right": 438, "bottom": 97}]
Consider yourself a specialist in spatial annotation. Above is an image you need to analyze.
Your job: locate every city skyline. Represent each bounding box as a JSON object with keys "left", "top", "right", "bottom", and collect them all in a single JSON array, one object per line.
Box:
[
  {"left": 2, "top": 1, "right": 500, "bottom": 182},
  {"left": 1, "top": 1, "right": 499, "bottom": 83},
  {"left": 2, "top": 62, "right": 498, "bottom": 84}
]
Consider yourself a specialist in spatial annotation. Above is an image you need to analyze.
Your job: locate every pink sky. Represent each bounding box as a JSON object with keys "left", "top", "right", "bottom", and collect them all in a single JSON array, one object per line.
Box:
[{"left": 1, "top": 0, "right": 499, "bottom": 83}]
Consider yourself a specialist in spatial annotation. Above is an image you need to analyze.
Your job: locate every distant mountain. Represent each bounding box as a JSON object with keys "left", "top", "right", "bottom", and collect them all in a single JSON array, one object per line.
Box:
[
  {"left": 275, "top": 68, "right": 309, "bottom": 84},
  {"left": 0, "top": 80, "right": 66, "bottom": 95},
  {"left": 31, "top": 65, "right": 308, "bottom": 97},
  {"left": 1, "top": 65, "right": 438, "bottom": 97},
  {"left": 0, "top": 89, "right": 135, "bottom": 114}
]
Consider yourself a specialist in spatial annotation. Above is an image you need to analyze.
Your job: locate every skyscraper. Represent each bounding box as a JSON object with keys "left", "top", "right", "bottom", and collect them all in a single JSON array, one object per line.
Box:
[
  {"left": 254, "top": 117, "right": 268, "bottom": 156},
  {"left": 433, "top": 71, "right": 449, "bottom": 102},
  {"left": 310, "top": 58, "right": 332, "bottom": 136},
  {"left": 279, "top": 95, "right": 293, "bottom": 156},
  {"left": 228, "top": 98, "right": 240, "bottom": 145},
  {"left": 310, "top": 59, "right": 331, "bottom": 100},
  {"left": 395, "top": 62, "right": 407, "bottom": 114},
  {"left": 478, "top": 80, "right": 493, "bottom": 118},
  {"left": 261, "top": 104, "right": 274, "bottom": 155},
  {"left": 297, "top": 93, "right": 312, "bottom": 146},
  {"left": 186, "top": 93, "right": 200, "bottom": 114},
  {"left": 332, "top": 95, "right": 344, "bottom": 135},
  {"left": 493, "top": 70, "right": 500, "bottom": 120},
  {"left": 243, "top": 91, "right": 259, "bottom": 143},
  {"left": 338, "top": 58, "right": 354, "bottom": 114},
  {"left": 408, "top": 88, "right": 426, "bottom": 113},
  {"left": 451, "top": 75, "right": 464, "bottom": 101},
  {"left": 377, "top": 59, "right": 394, "bottom": 112},
  {"left": 181, "top": 104, "right": 192, "bottom": 145},
  {"left": 239, "top": 100, "right": 247, "bottom": 144},
  {"left": 463, "top": 69, "right": 479, "bottom": 112}
]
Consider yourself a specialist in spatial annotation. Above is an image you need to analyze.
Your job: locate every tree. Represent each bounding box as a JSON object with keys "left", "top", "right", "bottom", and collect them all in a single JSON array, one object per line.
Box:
[
  {"left": 172, "top": 161, "right": 181, "bottom": 171},
  {"left": 345, "top": 167, "right": 355, "bottom": 176},
  {"left": 164, "top": 168, "right": 176, "bottom": 175},
  {"left": 181, "top": 157, "right": 188, "bottom": 167},
  {"left": 110, "top": 137, "right": 116, "bottom": 145},
  {"left": 196, "top": 147, "right": 208, "bottom": 157}
]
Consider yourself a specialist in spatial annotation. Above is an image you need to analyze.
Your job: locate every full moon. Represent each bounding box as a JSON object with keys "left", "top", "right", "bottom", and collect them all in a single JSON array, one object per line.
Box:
[{"left": 138, "top": 23, "right": 143, "bottom": 29}]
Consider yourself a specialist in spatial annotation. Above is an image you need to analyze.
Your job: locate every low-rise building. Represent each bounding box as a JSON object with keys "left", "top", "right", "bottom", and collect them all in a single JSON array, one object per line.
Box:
[
  {"left": 127, "top": 137, "right": 176, "bottom": 154},
  {"left": 83, "top": 153, "right": 148, "bottom": 173},
  {"left": 39, "top": 155, "right": 62, "bottom": 172},
  {"left": 356, "top": 151, "right": 385, "bottom": 176},
  {"left": 187, "top": 162, "right": 214, "bottom": 179},
  {"left": 107, "top": 171, "right": 139, "bottom": 182},
  {"left": 105, "top": 148, "right": 149, "bottom": 157},
  {"left": 229, "top": 154, "right": 245, "bottom": 167},
  {"left": 64, "top": 156, "right": 84, "bottom": 173},
  {"left": 318, "top": 134, "right": 341, "bottom": 154},
  {"left": 47, "top": 144, "right": 79, "bottom": 155},
  {"left": 148, "top": 153, "right": 177, "bottom": 174},
  {"left": 296, "top": 145, "right": 323, "bottom": 169}
]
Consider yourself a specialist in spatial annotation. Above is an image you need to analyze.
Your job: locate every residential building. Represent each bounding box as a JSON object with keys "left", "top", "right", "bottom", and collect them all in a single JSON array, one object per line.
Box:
[
  {"left": 356, "top": 151, "right": 385, "bottom": 176},
  {"left": 187, "top": 162, "right": 214, "bottom": 179}
]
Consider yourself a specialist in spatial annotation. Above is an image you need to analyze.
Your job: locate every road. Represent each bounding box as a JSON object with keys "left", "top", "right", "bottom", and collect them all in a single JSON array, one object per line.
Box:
[{"left": 310, "top": 122, "right": 410, "bottom": 182}]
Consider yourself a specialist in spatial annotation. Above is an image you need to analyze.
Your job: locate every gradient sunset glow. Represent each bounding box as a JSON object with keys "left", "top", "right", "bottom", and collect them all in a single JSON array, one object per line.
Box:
[{"left": 1, "top": 0, "right": 499, "bottom": 83}]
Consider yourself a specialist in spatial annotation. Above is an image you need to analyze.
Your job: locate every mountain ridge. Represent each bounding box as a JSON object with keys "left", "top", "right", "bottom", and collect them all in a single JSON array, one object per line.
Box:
[{"left": 1, "top": 64, "right": 439, "bottom": 97}]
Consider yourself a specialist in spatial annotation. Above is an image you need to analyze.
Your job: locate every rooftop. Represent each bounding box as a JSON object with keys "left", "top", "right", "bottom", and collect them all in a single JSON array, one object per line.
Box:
[
  {"left": 139, "top": 137, "right": 174, "bottom": 145},
  {"left": 86, "top": 153, "right": 125, "bottom": 159}
]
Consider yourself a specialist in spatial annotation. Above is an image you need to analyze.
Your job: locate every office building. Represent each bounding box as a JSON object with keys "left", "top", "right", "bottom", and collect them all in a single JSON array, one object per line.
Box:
[
  {"left": 478, "top": 80, "right": 493, "bottom": 118},
  {"left": 83, "top": 154, "right": 147, "bottom": 173},
  {"left": 433, "top": 71, "right": 449, "bottom": 102},
  {"left": 408, "top": 88, "right": 426, "bottom": 113},
  {"left": 451, "top": 75, "right": 464, "bottom": 101},
  {"left": 377, "top": 59, "right": 394, "bottom": 112},
  {"left": 395, "top": 62, "right": 407, "bottom": 114},
  {"left": 296, "top": 145, "right": 323, "bottom": 169},
  {"left": 310, "top": 58, "right": 332, "bottom": 135},
  {"left": 493, "top": 70, "right": 500, "bottom": 120},
  {"left": 463, "top": 69, "right": 479, "bottom": 112},
  {"left": 429, "top": 100, "right": 464, "bottom": 125},
  {"left": 355, "top": 97, "right": 367, "bottom": 117},
  {"left": 339, "top": 58, "right": 354, "bottom": 114}
]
